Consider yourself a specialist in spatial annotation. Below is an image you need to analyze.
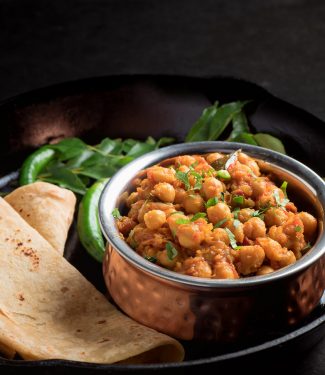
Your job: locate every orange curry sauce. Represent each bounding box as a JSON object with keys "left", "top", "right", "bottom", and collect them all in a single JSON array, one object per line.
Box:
[{"left": 116, "top": 151, "right": 318, "bottom": 279}]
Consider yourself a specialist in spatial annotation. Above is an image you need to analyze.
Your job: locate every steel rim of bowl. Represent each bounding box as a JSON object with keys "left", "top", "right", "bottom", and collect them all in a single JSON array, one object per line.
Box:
[{"left": 99, "top": 141, "right": 325, "bottom": 289}]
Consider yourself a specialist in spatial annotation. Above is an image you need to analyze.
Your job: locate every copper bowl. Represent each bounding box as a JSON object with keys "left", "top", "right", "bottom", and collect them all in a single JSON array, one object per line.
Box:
[{"left": 99, "top": 141, "right": 325, "bottom": 341}]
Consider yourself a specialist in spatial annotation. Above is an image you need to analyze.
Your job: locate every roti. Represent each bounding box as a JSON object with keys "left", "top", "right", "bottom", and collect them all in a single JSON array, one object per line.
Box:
[
  {"left": 0, "top": 198, "right": 184, "bottom": 363},
  {"left": 4, "top": 182, "right": 76, "bottom": 255}
]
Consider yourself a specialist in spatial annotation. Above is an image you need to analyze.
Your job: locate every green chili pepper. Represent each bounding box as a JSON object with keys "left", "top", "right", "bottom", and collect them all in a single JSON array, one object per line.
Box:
[
  {"left": 19, "top": 146, "right": 56, "bottom": 185},
  {"left": 77, "top": 178, "right": 108, "bottom": 262}
]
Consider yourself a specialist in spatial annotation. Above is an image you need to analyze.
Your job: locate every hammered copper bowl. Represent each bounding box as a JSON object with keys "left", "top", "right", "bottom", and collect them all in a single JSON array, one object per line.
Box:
[{"left": 99, "top": 141, "right": 325, "bottom": 342}]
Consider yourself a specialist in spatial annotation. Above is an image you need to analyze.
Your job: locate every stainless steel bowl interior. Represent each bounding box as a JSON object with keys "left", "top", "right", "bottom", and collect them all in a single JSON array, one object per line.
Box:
[{"left": 99, "top": 141, "right": 325, "bottom": 289}]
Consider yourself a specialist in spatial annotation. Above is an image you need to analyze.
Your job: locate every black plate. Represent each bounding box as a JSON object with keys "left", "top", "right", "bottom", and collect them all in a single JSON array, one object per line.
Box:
[{"left": 1, "top": 75, "right": 325, "bottom": 375}]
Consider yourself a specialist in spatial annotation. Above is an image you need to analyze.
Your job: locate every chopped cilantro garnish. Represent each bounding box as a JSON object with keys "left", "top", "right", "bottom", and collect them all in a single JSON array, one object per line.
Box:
[
  {"left": 190, "top": 212, "right": 207, "bottom": 221},
  {"left": 144, "top": 255, "right": 157, "bottom": 263},
  {"left": 217, "top": 169, "right": 231, "bottom": 180},
  {"left": 220, "top": 192, "right": 225, "bottom": 202},
  {"left": 295, "top": 225, "right": 302, "bottom": 232},
  {"left": 233, "top": 195, "right": 244, "bottom": 205},
  {"left": 280, "top": 181, "right": 288, "bottom": 198},
  {"left": 233, "top": 207, "right": 240, "bottom": 219},
  {"left": 112, "top": 208, "right": 122, "bottom": 219},
  {"left": 190, "top": 170, "right": 203, "bottom": 190},
  {"left": 166, "top": 242, "right": 178, "bottom": 260},
  {"left": 176, "top": 218, "right": 190, "bottom": 224},
  {"left": 224, "top": 228, "right": 239, "bottom": 249},
  {"left": 175, "top": 170, "right": 191, "bottom": 190},
  {"left": 206, "top": 197, "right": 219, "bottom": 208},
  {"left": 233, "top": 219, "right": 241, "bottom": 228},
  {"left": 213, "top": 218, "right": 229, "bottom": 228},
  {"left": 273, "top": 190, "right": 289, "bottom": 208}
]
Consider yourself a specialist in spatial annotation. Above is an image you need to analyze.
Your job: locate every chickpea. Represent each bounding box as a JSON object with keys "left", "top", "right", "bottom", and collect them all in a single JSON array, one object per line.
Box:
[
  {"left": 213, "top": 255, "right": 239, "bottom": 279},
  {"left": 238, "top": 152, "right": 260, "bottom": 176},
  {"left": 174, "top": 187, "right": 187, "bottom": 204},
  {"left": 206, "top": 152, "right": 224, "bottom": 164},
  {"left": 147, "top": 166, "right": 176, "bottom": 184},
  {"left": 298, "top": 212, "right": 317, "bottom": 239},
  {"left": 144, "top": 210, "right": 166, "bottom": 230},
  {"left": 153, "top": 182, "right": 176, "bottom": 203},
  {"left": 138, "top": 201, "right": 174, "bottom": 222},
  {"left": 236, "top": 245, "right": 265, "bottom": 275},
  {"left": 183, "top": 193, "right": 205, "bottom": 214},
  {"left": 176, "top": 223, "right": 204, "bottom": 249},
  {"left": 243, "top": 217, "right": 266, "bottom": 240},
  {"left": 237, "top": 208, "right": 255, "bottom": 223},
  {"left": 207, "top": 202, "right": 232, "bottom": 225},
  {"left": 175, "top": 155, "right": 197, "bottom": 167},
  {"left": 201, "top": 177, "right": 224, "bottom": 199},
  {"left": 268, "top": 225, "right": 287, "bottom": 247},
  {"left": 157, "top": 249, "right": 177, "bottom": 268},
  {"left": 256, "top": 265, "right": 274, "bottom": 276},
  {"left": 226, "top": 219, "right": 245, "bottom": 243},
  {"left": 126, "top": 191, "right": 139, "bottom": 207},
  {"left": 256, "top": 237, "right": 296, "bottom": 268},
  {"left": 264, "top": 207, "right": 288, "bottom": 227},
  {"left": 251, "top": 178, "right": 267, "bottom": 197},
  {"left": 212, "top": 228, "right": 230, "bottom": 245},
  {"left": 183, "top": 256, "right": 212, "bottom": 278},
  {"left": 167, "top": 212, "right": 187, "bottom": 234}
]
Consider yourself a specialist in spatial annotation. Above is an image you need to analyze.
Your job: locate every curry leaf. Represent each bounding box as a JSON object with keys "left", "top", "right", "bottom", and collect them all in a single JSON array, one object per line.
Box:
[
  {"left": 40, "top": 167, "right": 87, "bottom": 195},
  {"left": 50, "top": 138, "right": 88, "bottom": 160},
  {"left": 254, "top": 133, "right": 286, "bottom": 154}
]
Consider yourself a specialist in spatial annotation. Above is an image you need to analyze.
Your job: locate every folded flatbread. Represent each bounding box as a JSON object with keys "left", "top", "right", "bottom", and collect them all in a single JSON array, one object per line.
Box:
[
  {"left": 0, "top": 198, "right": 184, "bottom": 363},
  {"left": 4, "top": 182, "right": 76, "bottom": 255}
]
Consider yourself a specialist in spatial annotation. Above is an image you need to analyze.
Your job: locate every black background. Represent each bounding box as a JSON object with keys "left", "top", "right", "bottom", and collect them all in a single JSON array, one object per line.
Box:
[{"left": 0, "top": 0, "right": 325, "bottom": 374}]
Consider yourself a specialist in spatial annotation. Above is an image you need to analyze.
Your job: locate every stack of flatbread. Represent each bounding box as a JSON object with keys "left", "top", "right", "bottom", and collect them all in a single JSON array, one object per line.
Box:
[{"left": 0, "top": 182, "right": 184, "bottom": 363}]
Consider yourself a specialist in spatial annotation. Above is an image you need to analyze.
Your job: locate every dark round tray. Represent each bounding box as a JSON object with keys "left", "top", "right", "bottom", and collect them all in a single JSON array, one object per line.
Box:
[{"left": 1, "top": 75, "right": 325, "bottom": 375}]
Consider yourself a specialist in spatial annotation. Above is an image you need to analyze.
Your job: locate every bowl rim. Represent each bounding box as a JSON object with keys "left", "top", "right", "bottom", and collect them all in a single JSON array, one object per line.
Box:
[{"left": 99, "top": 141, "right": 325, "bottom": 288}]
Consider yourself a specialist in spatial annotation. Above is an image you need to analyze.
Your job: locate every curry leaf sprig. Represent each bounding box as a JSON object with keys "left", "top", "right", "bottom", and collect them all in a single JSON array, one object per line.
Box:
[
  {"left": 185, "top": 101, "right": 286, "bottom": 154},
  {"left": 29, "top": 136, "right": 174, "bottom": 195}
]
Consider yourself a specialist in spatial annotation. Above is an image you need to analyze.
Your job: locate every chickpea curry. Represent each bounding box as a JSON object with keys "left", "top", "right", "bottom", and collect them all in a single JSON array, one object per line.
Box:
[{"left": 114, "top": 151, "right": 318, "bottom": 279}]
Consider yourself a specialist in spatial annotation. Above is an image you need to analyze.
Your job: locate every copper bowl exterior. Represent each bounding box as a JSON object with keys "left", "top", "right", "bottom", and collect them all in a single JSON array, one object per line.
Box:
[{"left": 99, "top": 141, "right": 325, "bottom": 341}]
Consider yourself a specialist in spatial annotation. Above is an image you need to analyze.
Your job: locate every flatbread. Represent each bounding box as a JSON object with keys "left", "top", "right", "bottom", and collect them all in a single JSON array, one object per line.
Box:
[
  {"left": 4, "top": 182, "right": 76, "bottom": 255},
  {"left": 0, "top": 198, "right": 184, "bottom": 363}
]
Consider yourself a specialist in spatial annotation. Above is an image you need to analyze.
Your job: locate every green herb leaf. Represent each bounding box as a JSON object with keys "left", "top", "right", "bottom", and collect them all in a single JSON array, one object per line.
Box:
[
  {"left": 228, "top": 111, "right": 250, "bottom": 140},
  {"left": 189, "top": 170, "right": 203, "bottom": 190},
  {"left": 176, "top": 218, "right": 190, "bottom": 224},
  {"left": 220, "top": 192, "right": 225, "bottom": 202},
  {"left": 254, "top": 133, "right": 286, "bottom": 154},
  {"left": 50, "top": 138, "right": 88, "bottom": 160},
  {"left": 302, "top": 242, "right": 312, "bottom": 251},
  {"left": 295, "top": 225, "right": 302, "bottom": 232},
  {"left": 217, "top": 169, "right": 231, "bottom": 180},
  {"left": 144, "top": 255, "right": 157, "bottom": 263},
  {"left": 166, "top": 242, "right": 178, "bottom": 260},
  {"left": 190, "top": 212, "right": 207, "bottom": 221},
  {"left": 206, "top": 197, "right": 219, "bottom": 208},
  {"left": 213, "top": 218, "right": 229, "bottom": 228},
  {"left": 126, "top": 142, "right": 156, "bottom": 158},
  {"left": 225, "top": 228, "right": 239, "bottom": 249},
  {"left": 230, "top": 132, "right": 258, "bottom": 146},
  {"left": 156, "top": 137, "right": 175, "bottom": 148},
  {"left": 185, "top": 102, "right": 219, "bottom": 142},
  {"left": 78, "top": 164, "right": 118, "bottom": 180},
  {"left": 112, "top": 208, "right": 122, "bottom": 219},
  {"left": 39, "top": 167, "right": 87, "bottom": 195},
  {"left": 273, "top": 190, "right": 289, "bottom": 208},
  {"left": 185, "top": 101, "right": 249, "bottom": 142},
  {"left": 233, "top": 207, "right": 240, "bottom": 219},
  {"left": 233, "top": 195, "right": 244, "bottom": 205},
  {"left": 175, "top": 170, "right": 191, "bottom": 190},
  {"left": 280, "top": 181, "right": 288, "bottom": 198}
]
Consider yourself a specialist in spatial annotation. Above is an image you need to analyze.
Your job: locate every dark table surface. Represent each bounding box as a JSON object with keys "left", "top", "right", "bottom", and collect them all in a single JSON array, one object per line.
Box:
[{"left": 0, "top": 1, "right": 325, "bottom": 374}]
